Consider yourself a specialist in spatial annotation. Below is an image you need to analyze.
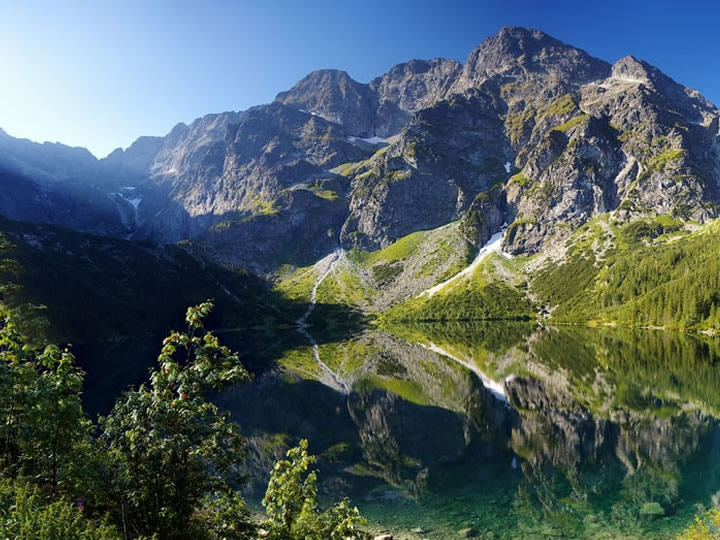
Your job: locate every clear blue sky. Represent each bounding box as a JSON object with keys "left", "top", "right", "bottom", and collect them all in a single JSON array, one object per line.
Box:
[{"left": 1, "top": 0, "right": 719, "bottom": 158}]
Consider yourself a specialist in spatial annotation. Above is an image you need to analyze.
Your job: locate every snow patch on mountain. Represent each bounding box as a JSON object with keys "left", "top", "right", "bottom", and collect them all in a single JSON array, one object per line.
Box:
[{"left": 422, "top": 226, "right": 509, "bottom": 297}]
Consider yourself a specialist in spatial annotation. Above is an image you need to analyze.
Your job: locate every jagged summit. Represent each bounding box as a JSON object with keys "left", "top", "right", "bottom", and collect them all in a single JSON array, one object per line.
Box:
[
  {"left": 453, "top": 26, "right": 611, "bottom": 92},
  {"left": 611, "top": 55, "right": 658, "bottom": 83},
  {"left": 274, "top": 69, "right": 376, "bottom": 135},
  {"left": 274, "top": 58, "right": 462, "bottom": 137},
  {"left": 608, "top": 55, "right": 718, "bottom": 120}
]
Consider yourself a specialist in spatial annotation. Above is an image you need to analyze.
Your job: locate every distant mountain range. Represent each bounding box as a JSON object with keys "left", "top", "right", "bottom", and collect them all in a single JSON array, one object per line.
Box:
[{"left": 2, "top": 26, "right": 720, "bottom": 335}]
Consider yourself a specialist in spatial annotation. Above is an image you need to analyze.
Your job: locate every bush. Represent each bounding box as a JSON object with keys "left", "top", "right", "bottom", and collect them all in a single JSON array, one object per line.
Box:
[
  {"left": 677, "top": 508, "right": 720, "bottom": 539},
  {"left": 263, "top": 440, "right": 369, "bottom": 540},
  {"left": 98, "top": 302, "right": 253, "bottom": 538},
  {"left": 0, "top": 479, "right": 120, "bottom": 539},
  {"left": 0, "top": 301, "right": 369, "bottom": 539}
]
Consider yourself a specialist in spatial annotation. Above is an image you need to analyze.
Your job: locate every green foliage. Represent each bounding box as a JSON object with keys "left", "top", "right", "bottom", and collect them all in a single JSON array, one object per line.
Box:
[
  {"left": 275, "top": 265, "right": 319, "bottom": 304},
  {"left": 262, "top": 439, "right": 369, "bottom": 540},
  {"left": 314, "top": 267, "right": 378, "bottom": 312},
  {"left": 0, "top": 300, "right": 368, "bottom": 539},
  {"left": 0, "top": 305, "right": 118, "bottom": 536},
  {"left": 534, "top": 217, "right": 720, "bottom": 330},
  {"left": 636, "top": 149, "right": 687, "bottom": 183},
  {"left": 507, "top": 173, "right": 532, "bottom": 188},
  {"left": 193, "top": 490, "right": 257, "bottom": 540},
  {"left": 351, "top": 229, "right": 429, "bottom": 267},
  {"left": 247, "top": 193, "right": 280, "bottom": 216},
  {"left": 652, "top": 148, "right": 687, "bottom": 165},
  {"left": 0, "top": 306, "right": 92, "bottom": 499},
  {"left": 504, "top": 105, "right": 535, "bottom": 143},
  {"left": 385, "top": 280, "right": 534, "bottom": 323},
  {"left": 551, "top": 114, "right": 588, "bottom": 132},
  {"left": 620, "top": 216, "right": 683, "bottom": 245},
  {"left": 310, "top": 189, "right": 339, "bottom": 201},
  {"left": 331, "top": 223, "right": 478, "bottom": 308},
  {"left": 0, "top": 479, "right": 120, "bottom": 539},
  {"left": 371, "top": 262, "right": 403, "bottom": 284},
  {"left": 533, "top": 253, "right": 598, "bottom": 309},
  {"left": 544, "top": 94, "right": 578, "bottom": 117},
  {"left": 0, "top": 218, "right": 286, "bottom": 343},
  {"left": 99, "top": 301, "right": 253, "bottom": 538},
  {"left": 677, "top": 508, "right": 720, "bottom": 539}
]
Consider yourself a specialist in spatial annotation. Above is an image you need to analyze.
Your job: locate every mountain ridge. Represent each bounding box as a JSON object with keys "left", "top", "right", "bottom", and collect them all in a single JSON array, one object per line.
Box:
[{"left": 1, "top": 26, "right": 718, "bottom": 278}]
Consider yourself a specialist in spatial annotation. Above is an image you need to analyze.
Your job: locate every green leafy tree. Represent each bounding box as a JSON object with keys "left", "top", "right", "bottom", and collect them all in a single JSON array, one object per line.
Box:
[
  {"left": 99, "top": 302, "right": 254, "bottom": 539},
  {"left": 0, "top": 307, "right": 91, "bottom": 499},
  {"left": 0, "top": 299, "right": 370, "bottom": 539},
  {"left": 262, "top": 439, "right": 369, "bottom": 540}
]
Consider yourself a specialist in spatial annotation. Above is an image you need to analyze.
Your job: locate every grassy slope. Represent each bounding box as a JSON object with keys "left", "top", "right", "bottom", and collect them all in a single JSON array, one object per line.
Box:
[
  {"left": 275, "top": 208, "right": 720, "bottom": 331},
  {"left": 381, "top": 252, "right": 534, "bottom": 322},
  {"left": 273, "top": 221, "right": 478, "bottom": 317},
  {"left": 349, "top": 222, "right": 476, "bottom": 283}
]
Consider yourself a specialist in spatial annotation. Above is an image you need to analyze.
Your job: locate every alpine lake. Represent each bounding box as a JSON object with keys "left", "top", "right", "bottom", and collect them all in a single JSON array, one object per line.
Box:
[{"left": 77, "top": 322, "right": 720, "bottom": 539}]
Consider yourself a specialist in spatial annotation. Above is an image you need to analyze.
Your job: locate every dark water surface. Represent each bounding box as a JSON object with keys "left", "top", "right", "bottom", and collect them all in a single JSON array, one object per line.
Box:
[{"left": 78, "top": 323, "right": 720, "bottom": 538}]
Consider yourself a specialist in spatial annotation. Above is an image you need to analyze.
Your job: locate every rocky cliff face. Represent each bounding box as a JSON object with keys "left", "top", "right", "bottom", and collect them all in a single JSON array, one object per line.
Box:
[
  {"left": 275, "top": 59, "right": 461, "bottom": 138},
  {"left": 1, "top": 26, "right": 719, "bottom": 270},
  {"left": 341, "top": 86, "right": 512, "bottom": 249},
  {"left": 338, "top": 27, "right": 720, "bottom": 254}
]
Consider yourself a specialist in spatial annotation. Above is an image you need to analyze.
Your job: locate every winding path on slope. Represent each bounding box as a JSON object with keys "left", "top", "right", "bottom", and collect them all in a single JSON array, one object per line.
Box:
[
  {"left": 296, "top": 249, "right": 343, "bottom": 326},
  {"left": 295, "top": 249, "right": 349, "bottom": 394}
]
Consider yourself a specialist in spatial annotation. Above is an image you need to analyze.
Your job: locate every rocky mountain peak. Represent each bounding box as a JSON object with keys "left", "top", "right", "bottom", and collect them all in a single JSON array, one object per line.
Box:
[
  {"left": 608, "top": 55, "right": 718, "bottom": 123},
  {"left": 369, "top": 58, "right": 461, "bottom": 98},
  {"left": 275, "top": 69, "right": 365, "bottom": 107},
  {"left": 611, "top": 55, "right": 655, "bottom": 84},
  {"left": 3, "top": 26, "right": 720, "bottom": 272},
  {"left": 102, "top": 136, "right": 165, "bottom": 181},
  {"left": 370, "top": 58, "right": 462, "bottom": 92},
  {"left": 369, "top": 58, "right": 462, "bottom": 136},
  {"left": 274, "top": 60, "right": 465, "bottom": 139},
  {"left": 453, "top": 26, "right": 610, "bottom": 93},
  {"left": 0, "top": 130, "right": 100, "bottom": 185},
  {"left": 274, "top": 69, "right": 376, "bottom": 135}
]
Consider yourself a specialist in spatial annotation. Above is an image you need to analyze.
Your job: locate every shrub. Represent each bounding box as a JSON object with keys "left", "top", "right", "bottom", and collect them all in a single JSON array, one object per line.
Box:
[{"left": 263, "top": 440, "right": 369, "bottom": 540}]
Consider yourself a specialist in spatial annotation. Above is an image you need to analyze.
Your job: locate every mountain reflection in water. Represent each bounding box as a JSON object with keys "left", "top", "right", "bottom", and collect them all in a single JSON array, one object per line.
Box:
[{"left": 215, "top": 323, "right": 720, "bottom": 539}]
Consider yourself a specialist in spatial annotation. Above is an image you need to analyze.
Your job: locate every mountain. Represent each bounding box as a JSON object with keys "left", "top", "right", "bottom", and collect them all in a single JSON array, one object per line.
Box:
[
  {"left": 1, "top": 26, "right": 720, "bottom": 331},
  {"left": 0, "top": 129, "right": 137, "bottom": 237},
  {"left": 274, "top": 59, "right": 461, "bottom": 136}
]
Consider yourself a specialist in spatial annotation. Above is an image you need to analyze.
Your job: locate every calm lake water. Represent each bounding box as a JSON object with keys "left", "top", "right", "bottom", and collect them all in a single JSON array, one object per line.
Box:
[{"left": 78, "top": 323, "right": 720, "bottom": 539}]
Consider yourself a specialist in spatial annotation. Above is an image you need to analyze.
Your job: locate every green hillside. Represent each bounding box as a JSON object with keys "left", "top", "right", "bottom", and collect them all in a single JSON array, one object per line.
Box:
[
  {"left": 532, "top": 215, "right": 720, "bottom": 330},
  {"left": 0, "top": 217, "right": 297, "bottom": 343}
]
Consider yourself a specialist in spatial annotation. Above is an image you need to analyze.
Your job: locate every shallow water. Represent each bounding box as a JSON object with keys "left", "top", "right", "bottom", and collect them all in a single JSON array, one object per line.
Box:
[{"left": 77, "top": 323, "right": 720, "bottom": 538}]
